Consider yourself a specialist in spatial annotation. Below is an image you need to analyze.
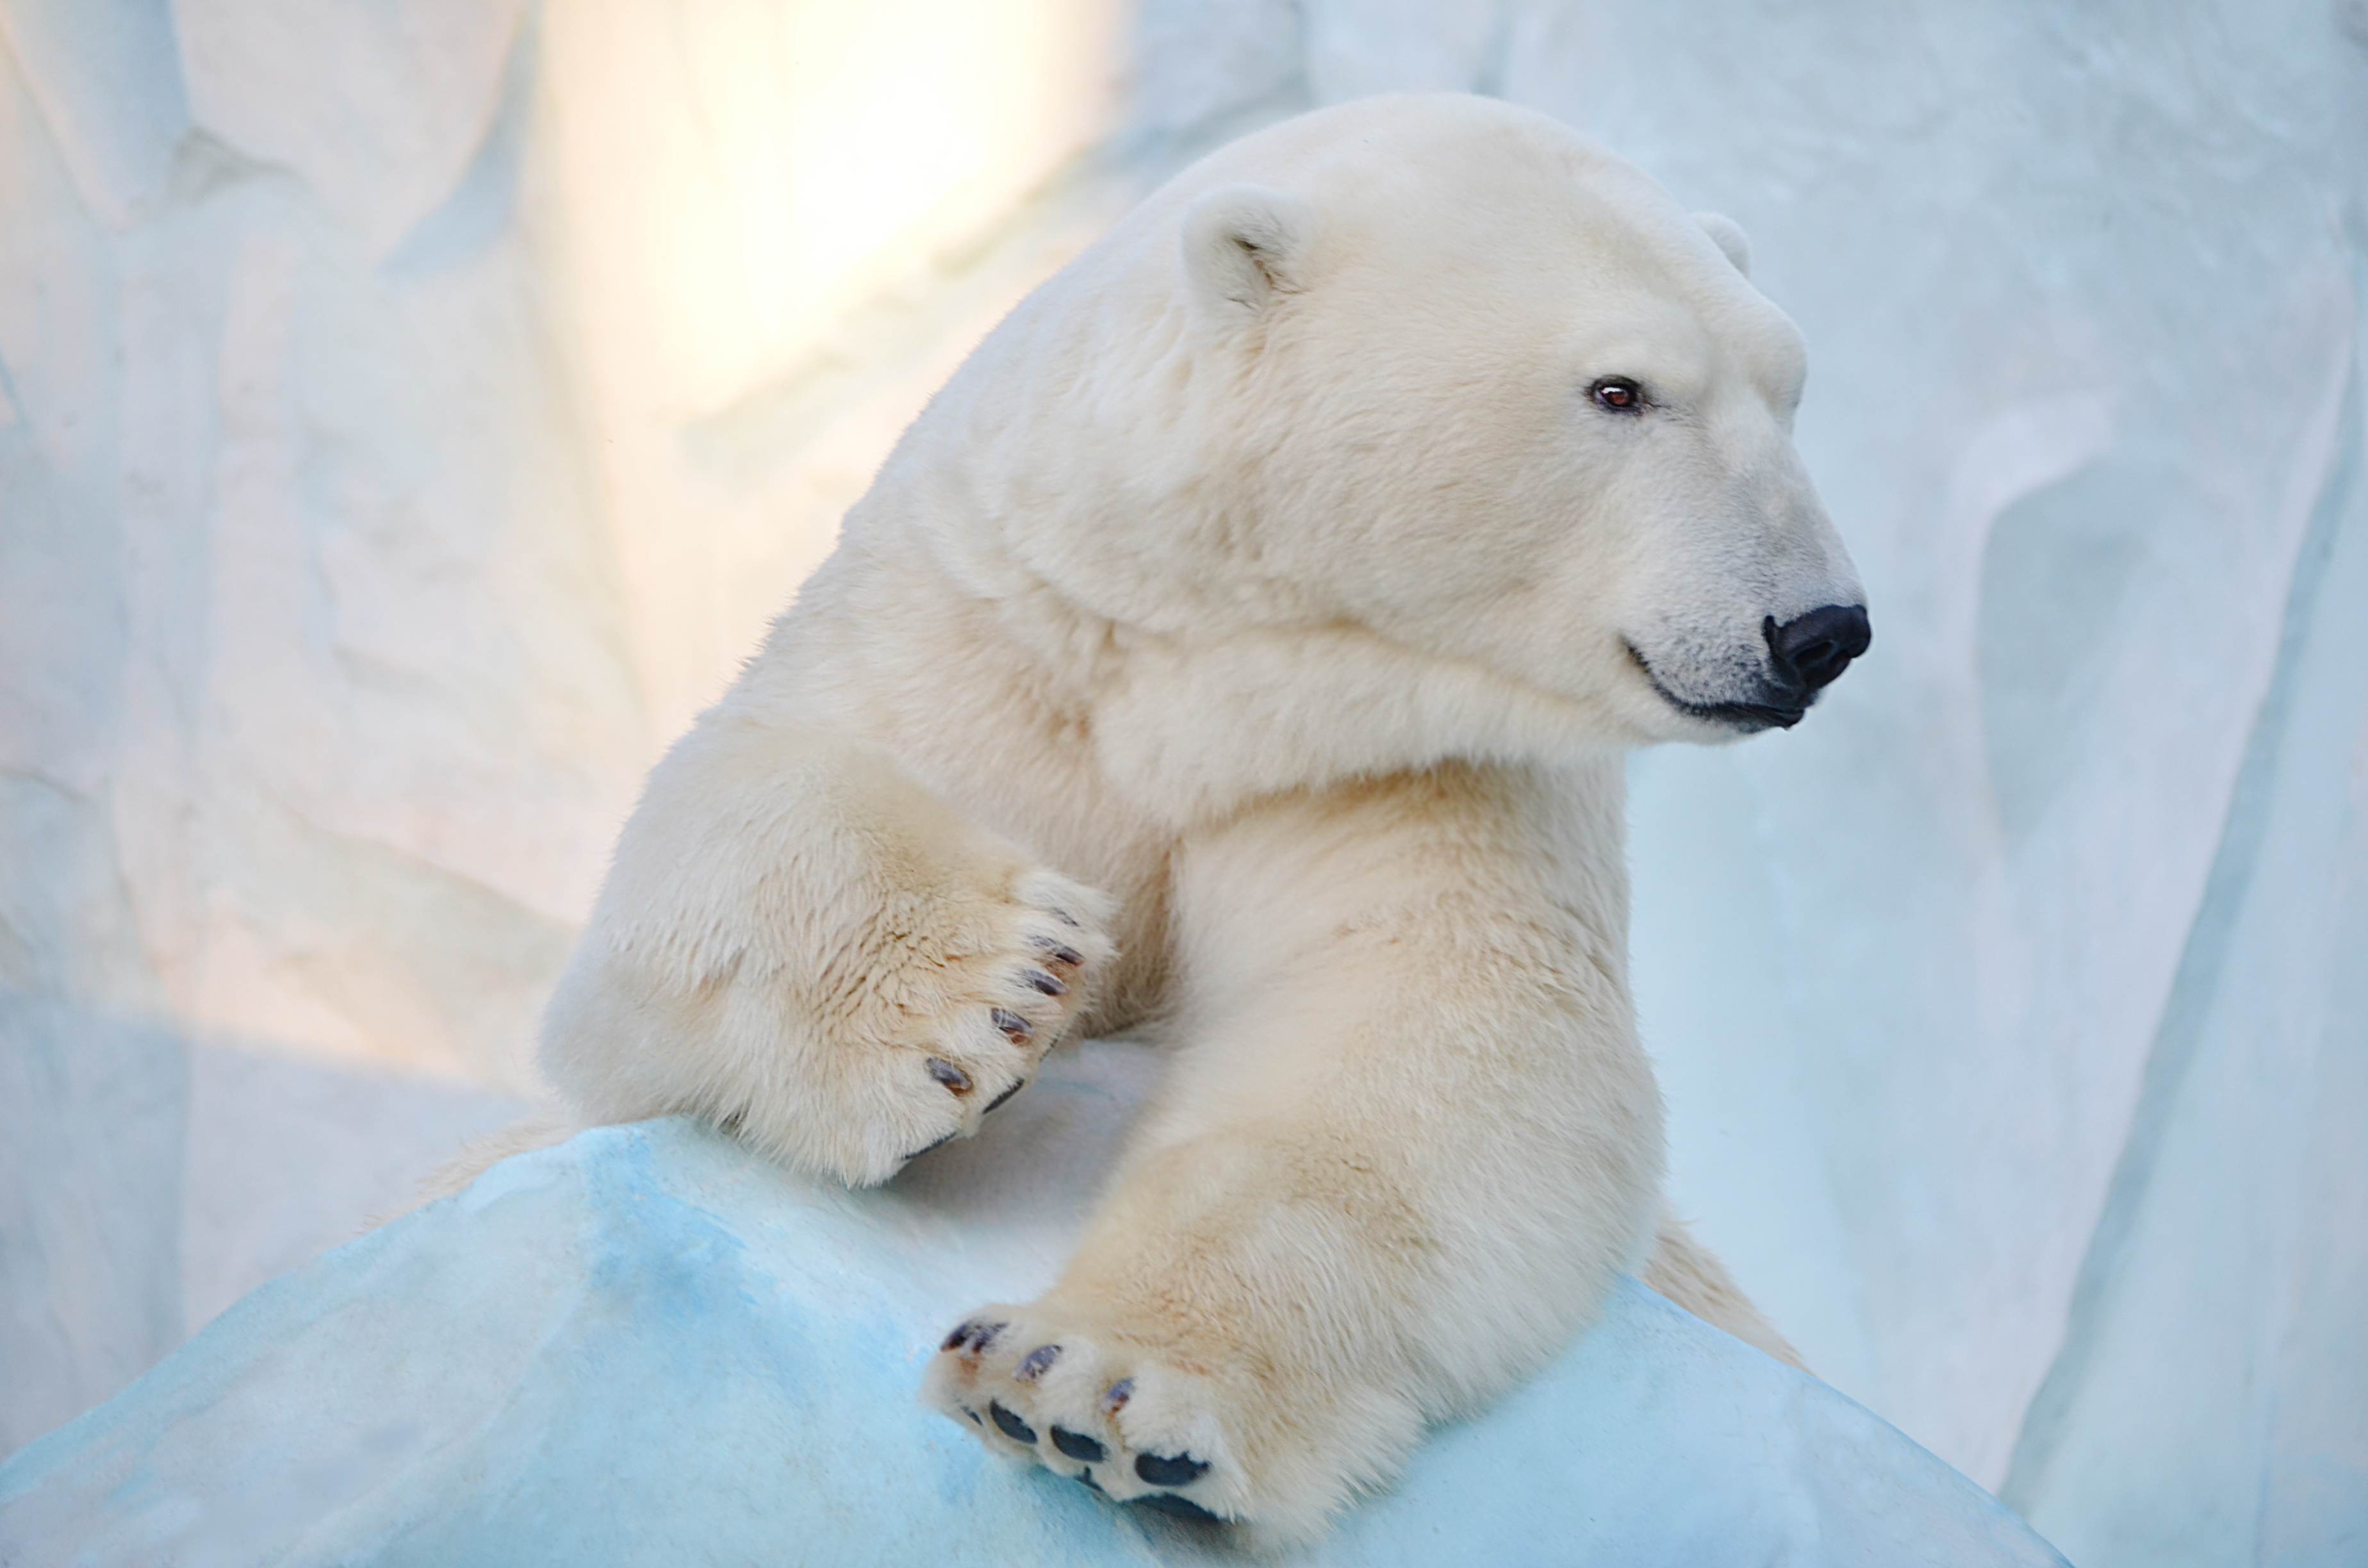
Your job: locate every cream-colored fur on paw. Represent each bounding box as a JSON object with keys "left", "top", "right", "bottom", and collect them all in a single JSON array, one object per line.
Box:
[
  {"left": 513, "top": 91, "right": 1867, "bottom": 1540},
  {"left": 541, "top": 731, "right": 1116, "bottom": 1186},
  {"left": 926, "top": 1217, "right": 1805, "bottom": 1540}
]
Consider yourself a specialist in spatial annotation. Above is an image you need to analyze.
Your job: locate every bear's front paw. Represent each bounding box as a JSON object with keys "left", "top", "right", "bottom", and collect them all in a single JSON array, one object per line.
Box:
[
  {"left": 770, "top": 867, "right": 1113, "bottom": 1186},
  {"left": 923, "top": 1302, "right": 1248, "bottom": 1528}
]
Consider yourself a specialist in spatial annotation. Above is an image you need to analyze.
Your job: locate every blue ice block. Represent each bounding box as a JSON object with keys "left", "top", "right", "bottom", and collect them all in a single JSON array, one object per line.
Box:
[{"left": 0, "top": 1043, "right": 2064, "bottom": 1566}]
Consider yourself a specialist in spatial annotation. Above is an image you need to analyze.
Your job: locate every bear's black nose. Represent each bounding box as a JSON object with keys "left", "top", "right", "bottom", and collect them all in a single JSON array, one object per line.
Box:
[{"left": 1765, "top": 605, "right": 1871, "bottom": 695}]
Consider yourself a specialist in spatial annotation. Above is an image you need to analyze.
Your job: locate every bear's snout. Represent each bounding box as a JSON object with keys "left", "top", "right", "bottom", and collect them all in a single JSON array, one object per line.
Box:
[{"left": 1764, "top": 604, "right": 1871, "bottom": 701}]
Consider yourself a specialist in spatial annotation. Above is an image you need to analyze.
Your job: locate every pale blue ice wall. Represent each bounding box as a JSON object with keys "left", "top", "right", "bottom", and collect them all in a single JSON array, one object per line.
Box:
[
  {"left": 0, "top": 0, "right": 603, "bottom": 1452},
  {"left": 3, "top": 3, "right": 2364, "bottom": 1565}
]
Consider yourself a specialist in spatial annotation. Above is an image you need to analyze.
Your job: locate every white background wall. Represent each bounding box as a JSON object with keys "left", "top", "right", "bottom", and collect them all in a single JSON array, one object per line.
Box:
[{"left": 2, "top": 4, "right": 2362, "bottom": 1564}]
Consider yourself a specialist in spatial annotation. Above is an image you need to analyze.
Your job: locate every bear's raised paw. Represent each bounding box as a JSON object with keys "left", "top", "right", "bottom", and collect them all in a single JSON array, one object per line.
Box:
[
  {"left": 646, "top": 860, "right": 1120, "bottom": 1189},
  {"left": 844, "top": 869, "right": 1113, "bottom": 1181}
]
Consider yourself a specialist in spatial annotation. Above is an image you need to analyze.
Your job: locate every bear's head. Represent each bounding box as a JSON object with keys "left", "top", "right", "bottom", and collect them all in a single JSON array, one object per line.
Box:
[
  {"left": 1172, "top": 97, "right": 1869, "bottom": 740},
  {"left": 912, "top": 94, "right": 1867, "bottom": 807}
]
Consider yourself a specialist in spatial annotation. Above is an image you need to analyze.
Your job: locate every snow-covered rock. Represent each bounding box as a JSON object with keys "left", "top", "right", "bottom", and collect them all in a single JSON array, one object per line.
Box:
[{"left": 0, "top": 1045, "right": 2063, "bottom": 1567}]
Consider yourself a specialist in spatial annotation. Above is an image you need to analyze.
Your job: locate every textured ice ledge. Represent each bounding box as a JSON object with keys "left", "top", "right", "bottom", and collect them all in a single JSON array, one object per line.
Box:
[{"left": 0, "top": 1043, "right": 2063, "bottom": 1566}]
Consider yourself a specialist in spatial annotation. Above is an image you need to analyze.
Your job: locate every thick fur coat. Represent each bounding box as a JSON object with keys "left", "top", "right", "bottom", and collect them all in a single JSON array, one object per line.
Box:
[{"left": 525, "top": 94, "right": 1866, "bottom": 1539}]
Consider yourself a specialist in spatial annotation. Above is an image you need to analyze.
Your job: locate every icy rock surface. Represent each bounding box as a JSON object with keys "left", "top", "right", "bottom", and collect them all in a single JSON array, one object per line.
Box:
[
  {"left": 0, "top": 1027, "right": 525, "bottom": 1451},
  {"left": 0, "top": 1045, "right": 2062, "bottom": 1568}
]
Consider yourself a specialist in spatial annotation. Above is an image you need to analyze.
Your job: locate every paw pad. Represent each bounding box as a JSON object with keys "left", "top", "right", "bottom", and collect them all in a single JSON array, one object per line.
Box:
[
  {"left": 989, "top": 1401, "right": 1037, "bottom": 1444},
  {"left": 1135, "top": 1453, "right": 1210, "bottom": 1487},
  {"left": 1049, "top": 1426, "right": 1106, "bottom": 1462}
]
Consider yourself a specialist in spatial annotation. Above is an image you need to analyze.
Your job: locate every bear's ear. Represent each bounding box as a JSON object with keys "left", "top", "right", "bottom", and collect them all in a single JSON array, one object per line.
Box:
[
  {"left": 1693, "top": 211, "right": 1752, "bottom": 277},
  {"left": 1183, "top": 184, "right": 1317, "bottom": 319}
]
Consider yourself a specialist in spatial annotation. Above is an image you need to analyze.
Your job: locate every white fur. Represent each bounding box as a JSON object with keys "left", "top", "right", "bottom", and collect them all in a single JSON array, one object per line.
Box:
[
  {"left": 1695, "top": 210, "right": 1754, "bottom": 276},
  {"left": 533, "top": 94, "right": 1851, "bottom": 1540}
]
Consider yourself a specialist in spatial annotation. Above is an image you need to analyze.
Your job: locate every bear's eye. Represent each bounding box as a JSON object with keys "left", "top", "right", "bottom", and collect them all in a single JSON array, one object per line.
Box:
[{"left": 1590, "top": 376, "right": 1647, "bottom": 414}]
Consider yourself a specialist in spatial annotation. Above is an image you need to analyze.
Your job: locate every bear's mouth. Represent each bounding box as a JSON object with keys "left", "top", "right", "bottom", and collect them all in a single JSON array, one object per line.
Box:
[{"left": 1624, "top": 642, "right": 1808, "bottom": 733}]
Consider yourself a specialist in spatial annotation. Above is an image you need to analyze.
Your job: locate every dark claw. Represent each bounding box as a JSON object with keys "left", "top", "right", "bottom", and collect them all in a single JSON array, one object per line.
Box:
[
  {"left": 984, "top": 1079, "right": 1025, "bottom": 1115},
  {"left": 942, "top": 1319, "right": 1007, "bottom": 1355},
  {"left": 1048, "top": 907, "right": 1081, "bottom": 928},
  {"left": 1135, "top": 1453, "right": 1210, "bottom": 1487},
  {"left": 1099, "top": 1378, "right": 1133, "bottom": 1414},
  {"left": 991, "top": 1008, "right": 1033, "bottom": 1042},
  {"left": 902, "top": 1132, "right": 957, "bottom": 1161},
  {"left": 1021, "top": 968, "right": 1066, "bottom": 997},
  {"left": 1033, "top": 936, "right": 1086, "bottom": 968},
  {"left": 1049, "top": 1426, "right": 1106, "bottom": 1462},
  {"left": 989, "top": 1401, "right": 1037, "bottom": 1444},
  {"left": 1135, "top": 1493, "right": 1224, "bottom": 1523},
  {"left": 926, "top": 1057, "right": 973, "bottom": 1093},
  {"left": 1015, "top": 1344, "right": 1062, "bottom": 1382},
  {"left": 1076, "top": 1467, "right": 1103, "bottom": 1493}
]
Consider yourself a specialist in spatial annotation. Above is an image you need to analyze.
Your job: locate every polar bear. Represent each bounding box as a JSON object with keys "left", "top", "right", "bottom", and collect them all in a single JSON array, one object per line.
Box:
[{"left": 534, "top": 94, "right": 1868, "bottom": 1539}]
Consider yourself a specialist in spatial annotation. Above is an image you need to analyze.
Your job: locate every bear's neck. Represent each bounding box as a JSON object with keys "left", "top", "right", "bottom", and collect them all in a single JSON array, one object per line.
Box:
[
  {"left": 772, "top": 514, "right": 1634, "bottom": 835},
  {"left": 1088, "top": 617, "right": 1632, "bottom": 828}
]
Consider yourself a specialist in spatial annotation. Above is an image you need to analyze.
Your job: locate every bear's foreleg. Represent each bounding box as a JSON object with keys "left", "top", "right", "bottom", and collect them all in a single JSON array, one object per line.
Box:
[
  {"left": 925, "top": 758, "right": 1663, "bottom": 1539},
  {"left": 539, "top": 712, "right": 1115, "bottom": 1185}
]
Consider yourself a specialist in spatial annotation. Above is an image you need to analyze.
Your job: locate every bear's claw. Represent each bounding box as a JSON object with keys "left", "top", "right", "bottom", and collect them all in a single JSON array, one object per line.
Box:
[
  {"left": 941, "top": 1319, "right": 1007, "bottom": 1354},
  {"left": 1033, "top": 936, "right": 1087, "bottom": 969}
]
